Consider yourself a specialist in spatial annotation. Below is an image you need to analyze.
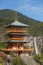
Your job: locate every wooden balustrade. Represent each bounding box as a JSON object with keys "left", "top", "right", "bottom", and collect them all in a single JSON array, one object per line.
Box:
[
  {"left": 6, "top": 30, "right": 26, "bottom": 33},
  {"left": 1, "top": 48, "right": 34, "bottom": 51},
  {"left": 8, "top": 38, "right": 24, "bottom": 40}
]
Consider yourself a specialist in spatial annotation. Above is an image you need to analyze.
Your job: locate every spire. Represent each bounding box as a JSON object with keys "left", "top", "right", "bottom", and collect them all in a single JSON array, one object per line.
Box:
[
  {"left": 15, "top": 10, "right": 18, "bottom": 21},
  {"left": 14, "top": 4, "right": 18, "bottom": 22}
]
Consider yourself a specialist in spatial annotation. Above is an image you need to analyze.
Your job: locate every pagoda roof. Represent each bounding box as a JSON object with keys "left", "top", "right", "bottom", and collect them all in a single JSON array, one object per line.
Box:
[
  {"left": 4, "top": 20, "right": 28, "bottom": 27},
  {"left": 9, "top": 40, "right": 29, "bottom": 43},
  {"left": 11, "top": 20, "right": 28, "bottom": 26},
  {"left": 7, "top": 33, "right": 29, "bottom": 36},
  {"left": 2, "top": 40, "right": 29, "bottom": 43}
]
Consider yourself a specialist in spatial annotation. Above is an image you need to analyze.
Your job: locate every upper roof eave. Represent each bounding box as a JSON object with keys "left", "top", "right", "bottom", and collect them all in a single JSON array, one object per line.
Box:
[{"left": 4, "top": 20, "right": 29, "bottom": 28}]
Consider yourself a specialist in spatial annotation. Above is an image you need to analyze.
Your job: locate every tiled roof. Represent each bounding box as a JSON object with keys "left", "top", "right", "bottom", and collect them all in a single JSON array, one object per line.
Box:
[
  {"left": 8, "top": 33, "right": 29, "bottom": 36},
  {"left": 10, "top": 20, "right": 28, "bottom": 26},
  {"left": 8, "top": 40, "right": 29, "bottom": 43},
  {"left": 4, "top": 20, "right": 29, "bottom": 27}
]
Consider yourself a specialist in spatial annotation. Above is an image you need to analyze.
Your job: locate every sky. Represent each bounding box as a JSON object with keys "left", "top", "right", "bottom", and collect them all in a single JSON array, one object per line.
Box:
[{"left": 0, "top": 0, "right": 43, "bottom": 22}]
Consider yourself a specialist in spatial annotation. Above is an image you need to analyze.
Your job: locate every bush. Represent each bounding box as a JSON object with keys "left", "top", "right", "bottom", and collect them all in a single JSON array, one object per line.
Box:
[
  {"left": 13, "top": 56, "right": 27, "bottom": 65},
  {"left": 10, "top": 52, "right": 15, "bottom": 57},
  {"left": 34, "top": 54, "right": 43, "bottom": 65},
  {"left": 33, "top": 54, "right": 41, "bottom": 62}
]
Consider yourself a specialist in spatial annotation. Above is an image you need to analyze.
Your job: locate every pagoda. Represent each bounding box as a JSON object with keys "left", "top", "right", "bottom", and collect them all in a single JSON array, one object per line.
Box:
[{"left": 2, "top": 20, "right": 33, "bottom": 55}]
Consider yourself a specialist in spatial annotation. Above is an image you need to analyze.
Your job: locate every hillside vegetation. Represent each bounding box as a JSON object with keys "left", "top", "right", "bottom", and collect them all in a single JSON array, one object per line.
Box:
[{"left": 0, "top": 9, "right": 43, "bottom": 36}]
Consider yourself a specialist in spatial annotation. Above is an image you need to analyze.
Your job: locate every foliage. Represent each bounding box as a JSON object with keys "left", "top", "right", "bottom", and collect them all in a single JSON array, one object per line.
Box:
[
  {"left": 13, "top": 56, "right": 27, "bottom": 65},
  {"left": 0, "top": 57, "right": 3, "bottom": 62},
  {"left": 0, "top": 43, "right": 6, "bottom": 48},
  {"left": 41, "top": 46, "right": 43, "bottom": 54},
  {"left": 0, "top": 57, "right": 4, "bottom": 65},
  {"left": 0, "top": 64, "right": 3, "bottom": 65},
  {"left": 10, "top": 51, "right": 15, "bottom": 57},
  {"left": 34, "top": 54, "right": 41, "bottom": 62},
  {"left": 34, "top": 54, "right": 43, "bottom": 65}
]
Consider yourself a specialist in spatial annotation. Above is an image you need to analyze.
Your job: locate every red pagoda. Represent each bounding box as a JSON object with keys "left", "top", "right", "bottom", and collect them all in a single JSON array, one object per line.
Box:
[{"left": 2, "top": 20, "right": 33, "bottom": 55}]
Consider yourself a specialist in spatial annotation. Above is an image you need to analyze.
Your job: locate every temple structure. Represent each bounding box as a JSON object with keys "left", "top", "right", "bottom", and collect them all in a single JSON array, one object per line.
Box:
[{"left": 2, "top": 20, "right": 33, "bottom": 56}]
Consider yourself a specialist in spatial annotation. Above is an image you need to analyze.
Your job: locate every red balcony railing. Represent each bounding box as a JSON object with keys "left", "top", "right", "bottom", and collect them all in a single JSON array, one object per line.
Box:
[
  {"left": 6, "top": 30, "right": 26, "bottom": 33},
  {"left": 8, "top": 38, "right": 24, "bottom": 40}
]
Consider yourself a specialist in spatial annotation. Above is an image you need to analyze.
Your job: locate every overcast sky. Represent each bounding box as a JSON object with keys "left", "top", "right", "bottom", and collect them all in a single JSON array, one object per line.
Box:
[{"left": 0, "top": 0, "right": 43, "bottom": 22}]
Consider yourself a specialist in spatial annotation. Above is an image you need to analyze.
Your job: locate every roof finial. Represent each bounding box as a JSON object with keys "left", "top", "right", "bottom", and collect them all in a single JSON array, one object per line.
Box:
[{"left": 15, "top": 7, "right": 18, "bottom": 22}]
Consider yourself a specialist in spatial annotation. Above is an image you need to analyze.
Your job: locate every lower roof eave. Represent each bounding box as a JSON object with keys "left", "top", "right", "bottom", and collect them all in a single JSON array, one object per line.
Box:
[
  {"left": 6, "top": 33, "right": 29, "bottom": 36},
  {"left": 2, "top": 41, "right": 29, "bottom": 43},
  {"left": 4, "top": 41, "right": 29, "bottom": 43},
  {"left": 1, "top": 48, "right": 34, "bottom": 52}
]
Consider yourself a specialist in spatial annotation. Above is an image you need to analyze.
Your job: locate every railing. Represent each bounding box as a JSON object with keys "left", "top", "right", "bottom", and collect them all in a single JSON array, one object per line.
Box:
[
  {"left": 9, "top": 33, "right": 29, "bottom": 35},
  {"left": 6, "top": 30, "right": 26, "bottom": 33},
  {"left": 1, "top": 48, "right": 34, "bottom": 51},
  {"left": 8, "top": 38, "right": 24, "bottom": 40}
]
